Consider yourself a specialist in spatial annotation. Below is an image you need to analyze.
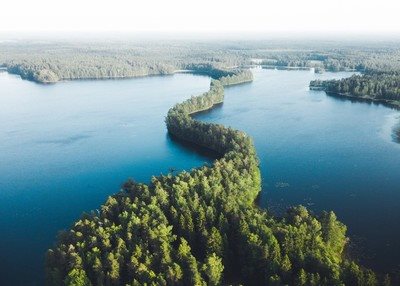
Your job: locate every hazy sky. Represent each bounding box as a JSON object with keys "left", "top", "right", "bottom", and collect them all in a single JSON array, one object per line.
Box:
[{"left": 2, "top": 0, "right": 400, "bottom": 33}]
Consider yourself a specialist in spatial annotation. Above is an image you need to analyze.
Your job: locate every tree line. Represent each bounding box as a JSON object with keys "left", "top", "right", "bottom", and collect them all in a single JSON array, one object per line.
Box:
[
  {"left": 0, "top": 41, "right": 248, "bottom": 83},
  {"left": 310, "top": 73, "right": 400, "bottom": 107},
  {"left": 45, "top": 69, "right": 385, "bottom": 285},
  {"left": 2, "top": 39, "right": 400, "bottom": 83}
]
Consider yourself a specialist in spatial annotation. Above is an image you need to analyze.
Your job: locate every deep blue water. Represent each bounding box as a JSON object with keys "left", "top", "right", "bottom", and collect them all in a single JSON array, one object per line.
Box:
[
  {"left": 1, "top": 68, "right": 400, "bottom": 285},
  {"left": 195, "top": 68, "right": 400, "bottom": 273},
  {"left": 0, "top": 72, "right": 212, "bottom": 285}
]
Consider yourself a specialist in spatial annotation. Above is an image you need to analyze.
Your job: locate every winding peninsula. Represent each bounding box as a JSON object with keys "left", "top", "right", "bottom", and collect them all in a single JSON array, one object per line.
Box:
[{"left": 46, "top": 69, "right": 378, "bottom": 285}]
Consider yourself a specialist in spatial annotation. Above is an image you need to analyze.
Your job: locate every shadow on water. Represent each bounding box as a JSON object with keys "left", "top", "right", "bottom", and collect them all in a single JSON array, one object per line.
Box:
[
  {"left": 393, "top": 123, "right": 400, "bottom": 143},
  {"left": 168, "top": 102, "right": 228, "bottom": 162},
  {"left": 36, "top": 134, "right": 92, "bottom": 146},
  {"left": 167, "top": 133, "right": 221, "bottom": 161},
  {"left": 326, "top": 91, "right": 400, "bottom": 111}
]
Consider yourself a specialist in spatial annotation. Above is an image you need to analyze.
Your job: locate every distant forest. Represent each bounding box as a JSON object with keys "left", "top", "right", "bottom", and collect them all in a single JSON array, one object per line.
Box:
[
  {"left": 2, "top": 39, "right": 400, "bottom": 83},
  {"left": 0, "top": 40, "right": 247, "bottom": 83}
]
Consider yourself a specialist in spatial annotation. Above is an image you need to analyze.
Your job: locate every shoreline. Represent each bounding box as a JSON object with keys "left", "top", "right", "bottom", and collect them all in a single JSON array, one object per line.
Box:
[
  {"left": 324, "top": 90, "right": 400, "bottom": 110},
  {"left": 2, "top": 67, "right": 240, "bottom": 84}
]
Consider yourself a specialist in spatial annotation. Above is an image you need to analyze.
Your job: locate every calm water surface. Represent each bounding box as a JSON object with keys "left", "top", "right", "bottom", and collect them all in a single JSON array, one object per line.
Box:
[
  {"left": 1, "top": 68, "right": 400, "bottom": 285},
  {"left": 0, "top": 72, "right": 212, "bottom": 285},
  {"left": 196, "top": 68, "right": 400, "bottom": 273}
]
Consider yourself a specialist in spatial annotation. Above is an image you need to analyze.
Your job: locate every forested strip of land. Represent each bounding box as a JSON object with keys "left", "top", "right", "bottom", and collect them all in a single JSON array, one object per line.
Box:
[{"left": 46, "top": 69, "right": 383, "bottom": 286}]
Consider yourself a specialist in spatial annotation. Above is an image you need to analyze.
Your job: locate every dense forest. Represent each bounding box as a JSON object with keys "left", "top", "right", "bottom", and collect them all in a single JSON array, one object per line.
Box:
[
  {"left": 45, "top": 69, "right": 385, "bottom": 286},
  {"left": 0, "top": 40, "right": 248, "bottom": 83},
  {"left": 310, "top": 73, "right": 400, "bottom": 108},
  {"left": 2, "top": 39, "right": 400, "bottom": 83},
  {"left": 258, "top": 49, "right": 400, "bottom": 73}
]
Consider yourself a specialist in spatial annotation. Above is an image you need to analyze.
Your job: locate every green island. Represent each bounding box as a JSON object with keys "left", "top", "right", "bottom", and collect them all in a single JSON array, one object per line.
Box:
[
  {"left": 45, "top": 68, "right": 384, "bottom": 286},
  {"left": 310, "top": 73, "right": 400, "bottom": 109}
]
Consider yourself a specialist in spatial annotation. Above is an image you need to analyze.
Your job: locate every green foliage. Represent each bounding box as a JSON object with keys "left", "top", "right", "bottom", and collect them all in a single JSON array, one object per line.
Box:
[
  {"left": 4, "top": 38, "right": 400, "bottom": 83},
  {"left": 310, "top": 73, "right": 400, "bottom": 107},
  {"left": 0, "top": 41, "right": 248, "bottom": 83},
  {"left": 202, "top": 254, "right": 224, "bottom": 286},
  {"left": 65, "top": 269, "right": 92, "bottom": 286},
  {"left": 218, "top": 70, "right": 253, "bottom": 86},
  {"left": 46, "top": 69, "right": 377, "bottom": 285}
]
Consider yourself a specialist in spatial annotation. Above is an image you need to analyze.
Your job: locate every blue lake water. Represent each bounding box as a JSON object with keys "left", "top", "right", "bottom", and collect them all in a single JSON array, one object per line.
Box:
[
  {"left": 0, "top": 72, "right": 212, "bottom": 285},
  {"left": 1, "top": 68, "right": 400, "bottom": 285},
  {"left": 196, "top": 68, "right": 400, "bottom": 274}
]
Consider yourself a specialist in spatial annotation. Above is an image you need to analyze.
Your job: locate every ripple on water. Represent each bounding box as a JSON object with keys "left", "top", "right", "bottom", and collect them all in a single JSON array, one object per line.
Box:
[
  {"left": 392, "top": 119, "right": 400, "bottom": 143},
  {"left": 36, "top": 134, "right": 92, "bottom": 146},
  {"left": 379, "top": 113, "right": 400, "bottom": 145}
]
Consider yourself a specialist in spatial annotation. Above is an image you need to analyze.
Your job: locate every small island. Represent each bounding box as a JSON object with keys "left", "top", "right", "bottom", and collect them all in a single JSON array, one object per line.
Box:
[{"left": 310, "top": 73, "right": 400, "bottom": 109}]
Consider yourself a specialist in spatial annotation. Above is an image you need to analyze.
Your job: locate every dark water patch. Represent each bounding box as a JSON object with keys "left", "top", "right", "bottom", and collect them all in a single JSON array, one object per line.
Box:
[
  {"left": 36, "top": 134, "right": 92, "bottom": 146},
  {"left": 325, "top": 91, "right": 400, "bottom": 111},
  {"left": 392, "top": 122, "right": 400, "bottom": 143},
  {"left": 167, "top": 133, "right": 221, "bottom": 161}
]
